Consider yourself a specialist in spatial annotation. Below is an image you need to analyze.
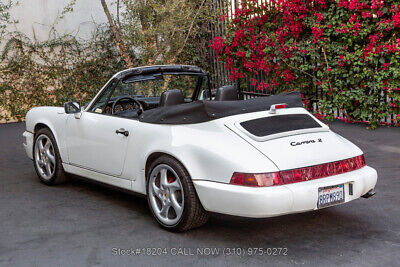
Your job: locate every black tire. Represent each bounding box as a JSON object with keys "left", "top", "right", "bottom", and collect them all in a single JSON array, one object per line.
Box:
[
  {"left": 33, "top": 128, "right": 68, "bottom": 185},
  {"left": 146, "top": 155, "right": 209, "bottom": 232}
]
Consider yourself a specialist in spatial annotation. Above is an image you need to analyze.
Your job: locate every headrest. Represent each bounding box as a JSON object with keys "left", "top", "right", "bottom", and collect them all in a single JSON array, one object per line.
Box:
[
  {"left": 215, "top": 85, "right": 237, "bottom": 101},
  {"left": 159, "top": 89, "right": 185, "bottom": 107}
]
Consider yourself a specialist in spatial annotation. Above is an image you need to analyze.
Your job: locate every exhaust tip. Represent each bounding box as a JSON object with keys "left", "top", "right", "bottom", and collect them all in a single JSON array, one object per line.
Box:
[{"left": 361, "top": 189, "right": 376, "bottom": 199}]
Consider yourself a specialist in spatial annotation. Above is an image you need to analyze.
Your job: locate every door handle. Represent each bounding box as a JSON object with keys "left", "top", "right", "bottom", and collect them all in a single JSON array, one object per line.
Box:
[{"left": 115, "top": 128, "right": 129, "bottom": 137}]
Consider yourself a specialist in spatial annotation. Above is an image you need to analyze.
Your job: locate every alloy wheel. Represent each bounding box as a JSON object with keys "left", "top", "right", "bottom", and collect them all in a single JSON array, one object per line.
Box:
[
  {"left": 148, "top": 164, "right": 184, "bottom": 226},
  {"left": 34, "top": 134, "right": 56, "bottom": 180}
]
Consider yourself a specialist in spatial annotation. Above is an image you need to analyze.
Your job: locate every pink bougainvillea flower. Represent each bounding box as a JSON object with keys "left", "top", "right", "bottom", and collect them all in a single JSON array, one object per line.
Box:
[
  {"left": 209, "top": 0, "right": 400, "bottom": 128},
  {"left": 383, "top": 63, "right": 390, "bottom": 70}
]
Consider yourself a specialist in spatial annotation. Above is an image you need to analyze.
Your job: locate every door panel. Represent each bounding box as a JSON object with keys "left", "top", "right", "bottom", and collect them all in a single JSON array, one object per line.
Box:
[{"left": 66, "top": 112, "right": 134, "bottom": 176}]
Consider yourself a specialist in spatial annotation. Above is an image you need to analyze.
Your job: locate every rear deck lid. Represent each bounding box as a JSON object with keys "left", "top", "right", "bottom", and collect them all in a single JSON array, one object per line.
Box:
[{"left": 224, "top": 108, "right": 362, "bottom": 170}]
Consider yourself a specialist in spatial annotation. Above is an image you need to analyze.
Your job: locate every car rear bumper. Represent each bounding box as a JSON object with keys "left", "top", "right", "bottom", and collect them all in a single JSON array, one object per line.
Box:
[
  {"left": 193, "top": 166, "right": 377, "bottom": 218},
  {"left": 23, "top": 131, "right": 34, "bottom": 160}
]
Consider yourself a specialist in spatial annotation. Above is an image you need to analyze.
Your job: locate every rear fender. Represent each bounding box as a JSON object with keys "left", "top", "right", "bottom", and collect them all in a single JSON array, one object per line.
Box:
[{"left": 125, "top": 121, "right": 279, "bottom": 194}]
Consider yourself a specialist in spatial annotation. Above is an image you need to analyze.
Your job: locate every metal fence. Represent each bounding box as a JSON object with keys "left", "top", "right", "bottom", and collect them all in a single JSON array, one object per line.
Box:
[{"left": 208, "top": 0, "right": 292, "bottom": 100}]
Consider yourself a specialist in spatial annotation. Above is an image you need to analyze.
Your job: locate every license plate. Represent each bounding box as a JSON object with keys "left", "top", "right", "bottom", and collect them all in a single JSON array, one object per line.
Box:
[{"left": 317, "top": 184, "right": 345, "bottom": 208}]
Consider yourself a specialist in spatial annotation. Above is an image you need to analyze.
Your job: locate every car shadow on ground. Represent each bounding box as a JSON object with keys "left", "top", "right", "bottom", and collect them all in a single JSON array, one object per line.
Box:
[{"left": 66, "top": 174, "right": 375, "bottom": 245}]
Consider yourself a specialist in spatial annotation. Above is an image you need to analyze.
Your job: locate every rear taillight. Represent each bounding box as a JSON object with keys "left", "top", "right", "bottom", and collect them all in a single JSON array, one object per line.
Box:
[
  {"left": 230, "top": 155, "right": 366, "bottom": 187},
  {"left": 230, "top": 172, "right": 280, "bottom": 187}
]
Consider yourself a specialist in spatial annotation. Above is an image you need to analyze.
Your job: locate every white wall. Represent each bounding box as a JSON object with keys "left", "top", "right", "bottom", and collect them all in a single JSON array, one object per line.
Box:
[{"left": 7, "top": 0, "right": 116, "bottom": 41}]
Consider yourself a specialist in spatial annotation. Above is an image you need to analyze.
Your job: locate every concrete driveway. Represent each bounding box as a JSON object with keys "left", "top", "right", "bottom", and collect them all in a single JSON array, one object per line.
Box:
[{"left": 0, "top": 121, "right": 399, "bottom": 266}]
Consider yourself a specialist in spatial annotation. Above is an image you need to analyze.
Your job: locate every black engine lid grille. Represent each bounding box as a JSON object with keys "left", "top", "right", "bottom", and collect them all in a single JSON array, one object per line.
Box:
[{"left": 240, "top": 114, "right": 322, "bottom": 137}]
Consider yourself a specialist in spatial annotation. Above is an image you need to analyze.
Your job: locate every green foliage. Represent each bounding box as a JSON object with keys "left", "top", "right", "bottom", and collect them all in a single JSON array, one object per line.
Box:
[
  {"left": 211, "top": 0, "right": 400, "bottom": 128},
  {"left": 310, "top": 0, "right": 400, "bottom": 128},
  {"left": 0, "top": 0, "right": 212, "bottom": 122},
  {"left": 120, "top": 0, "right": 211, "bottom": 69},
  {"left": 0, "top": 27, "right": 124, "bottom": 122},
  {"left": 0, "top": 0, "right": 15, "bottom": 39}
]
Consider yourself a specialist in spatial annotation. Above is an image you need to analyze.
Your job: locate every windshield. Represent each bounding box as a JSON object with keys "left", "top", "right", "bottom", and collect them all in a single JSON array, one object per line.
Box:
[
  {"left": 121, "top": 74, "right": 204, "bottom": 99},
  {"left": 89, "top": 74, "right": 208, "bottom": 113}
]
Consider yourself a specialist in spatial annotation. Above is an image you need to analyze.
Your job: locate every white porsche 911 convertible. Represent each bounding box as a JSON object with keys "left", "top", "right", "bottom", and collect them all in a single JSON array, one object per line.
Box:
[{"left": 23, "top": 65, "right": 377, "bottom": 231}]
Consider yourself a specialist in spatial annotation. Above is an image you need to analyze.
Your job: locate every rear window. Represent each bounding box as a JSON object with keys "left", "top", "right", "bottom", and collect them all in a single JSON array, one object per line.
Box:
[{"left": 240, "top": 114, "right": 321, "bottom": 137}]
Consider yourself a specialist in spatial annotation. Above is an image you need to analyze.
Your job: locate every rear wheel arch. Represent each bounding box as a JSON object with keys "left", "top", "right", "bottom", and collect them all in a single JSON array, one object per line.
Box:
[
  {"left": 145, "top": 153, "right": 209, "bottom": 231},
  {"left": 145, "top": 152, "right": 190, "bottom": 181}
]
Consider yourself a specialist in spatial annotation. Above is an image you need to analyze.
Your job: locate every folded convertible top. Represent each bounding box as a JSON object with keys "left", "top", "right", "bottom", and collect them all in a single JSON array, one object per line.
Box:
[{"left": 139, "top": 92, "right": 303, "bottom": 125}]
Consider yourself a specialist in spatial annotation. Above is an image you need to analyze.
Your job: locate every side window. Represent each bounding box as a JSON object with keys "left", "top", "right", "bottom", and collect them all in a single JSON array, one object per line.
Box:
[{"left": 89, "top": 79, "right": 117, "bottom": 113}]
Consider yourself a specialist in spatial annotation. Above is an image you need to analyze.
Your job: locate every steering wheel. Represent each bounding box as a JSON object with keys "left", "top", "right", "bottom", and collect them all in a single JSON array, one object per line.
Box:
[{"left": 111, "top": 96, "right": 144, "bottom": 115}]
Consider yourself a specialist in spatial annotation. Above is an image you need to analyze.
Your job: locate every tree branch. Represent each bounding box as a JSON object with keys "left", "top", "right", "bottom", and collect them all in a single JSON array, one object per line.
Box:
[
  {"left": 116, "top": 0, "right": 122, "bottom": 29},
  {"left": 281, "top": 58, "right": 323, "bottom": 84},
  {"left": 100, "top": 0, "right": 134, "bottom": 68},
  {"left": 167, "top": 0, "right": 207, "bottom": 64}
]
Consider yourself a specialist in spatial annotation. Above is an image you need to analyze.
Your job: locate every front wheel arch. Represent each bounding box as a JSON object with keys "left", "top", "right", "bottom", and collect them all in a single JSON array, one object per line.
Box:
[
  {"left": 34, "top": 123, "right": 50, "bottom": 136},
  {"left": 33, "top": 123, "right": 52, "bottom": 156},
  {"left": 32, "top": 122, "right": 65, "bottom": 162},
  {"left": 33, "top": 127, "right": 68, "bottom": 185}
]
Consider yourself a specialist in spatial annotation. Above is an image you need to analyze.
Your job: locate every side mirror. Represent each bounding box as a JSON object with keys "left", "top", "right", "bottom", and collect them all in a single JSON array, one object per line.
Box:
[
  {"left": 64, "top": 101, "right": 81, "bottom": 115},
  {"left": 64, "top": 101, "right": 81, "bottom": 114}
]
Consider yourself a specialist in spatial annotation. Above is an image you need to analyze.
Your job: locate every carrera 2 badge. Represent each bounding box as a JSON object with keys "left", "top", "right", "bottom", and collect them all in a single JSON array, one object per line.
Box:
[{"left": 290, "top": 138, "right": 323, "bottom": 146}]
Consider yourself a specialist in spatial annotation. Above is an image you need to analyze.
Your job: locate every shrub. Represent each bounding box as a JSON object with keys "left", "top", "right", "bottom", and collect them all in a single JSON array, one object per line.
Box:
[
  {"left": 0, "top": 28, "right": 124, "bottom": 122},
  {"left": 211, "top": 0, "right": 400, "bottom": 128},
  {"left": 0, "top": 0, "right": 212, "bottom": 122}
]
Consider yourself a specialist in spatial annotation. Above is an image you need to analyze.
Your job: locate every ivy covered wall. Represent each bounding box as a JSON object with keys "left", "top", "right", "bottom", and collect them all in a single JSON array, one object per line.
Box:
[{"left": 0, "top": 0, "right": 212, "bottom": 122}]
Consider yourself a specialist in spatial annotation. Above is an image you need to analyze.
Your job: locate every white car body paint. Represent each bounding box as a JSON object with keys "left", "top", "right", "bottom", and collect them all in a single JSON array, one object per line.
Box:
[{"left": 23, "top": 102, "right": 377, "bottom": 218}]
